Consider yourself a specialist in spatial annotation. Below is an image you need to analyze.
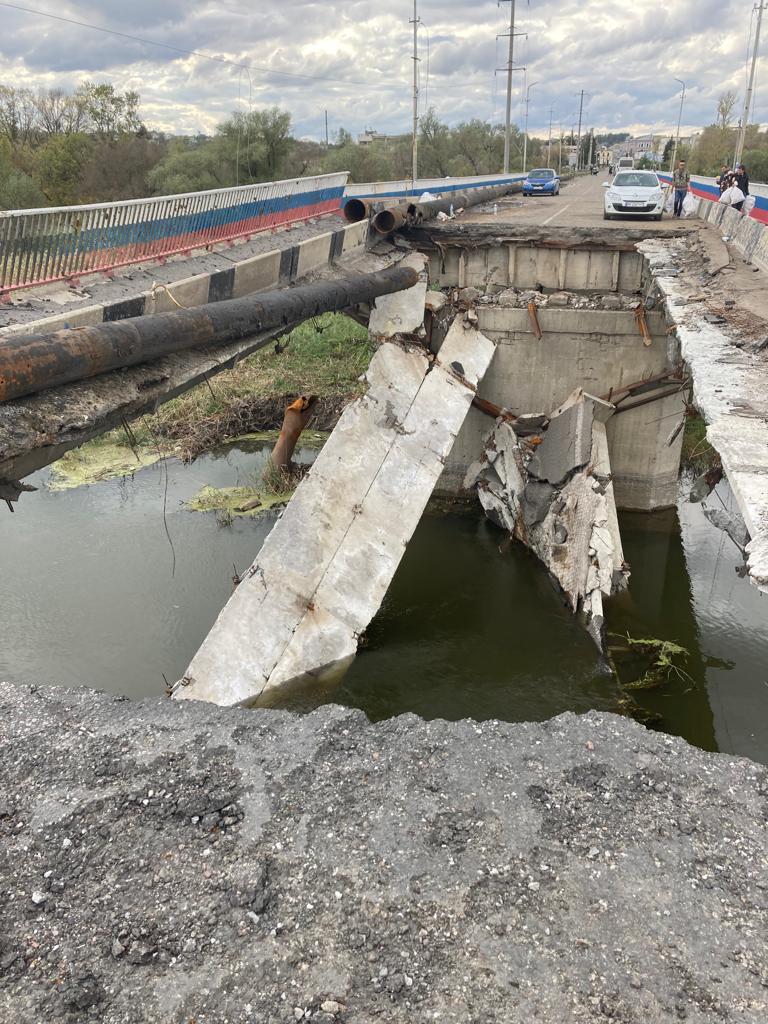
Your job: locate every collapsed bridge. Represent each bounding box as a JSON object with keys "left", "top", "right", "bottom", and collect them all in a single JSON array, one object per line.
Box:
[{"left": 2, "top": 174, "right": 767, "bottom": 709}]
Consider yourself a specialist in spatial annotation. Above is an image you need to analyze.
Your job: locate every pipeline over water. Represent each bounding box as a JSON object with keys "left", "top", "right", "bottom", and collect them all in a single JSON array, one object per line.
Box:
[{"left": 0, "top": 265, "right": 419, "bottom": 402}]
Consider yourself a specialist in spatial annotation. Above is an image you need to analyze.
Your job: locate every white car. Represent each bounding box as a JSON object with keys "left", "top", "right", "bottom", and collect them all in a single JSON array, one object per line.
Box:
[{"left": 603, "top": 170, "right": 665, "bottom": 221}]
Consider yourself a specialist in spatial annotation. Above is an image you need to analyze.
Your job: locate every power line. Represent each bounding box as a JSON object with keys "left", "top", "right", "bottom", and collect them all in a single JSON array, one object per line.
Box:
[{"left": 0, "top": 1, "right": 372, "bottom": 87}]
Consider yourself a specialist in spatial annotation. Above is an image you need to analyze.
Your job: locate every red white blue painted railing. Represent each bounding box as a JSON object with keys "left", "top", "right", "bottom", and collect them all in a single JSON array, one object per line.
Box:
[
  {"left": 0, "top": 172, "right": 349, "bottom": 293},
  {"left": 657, "top": 172, "right": 768, "bottom": 225}
]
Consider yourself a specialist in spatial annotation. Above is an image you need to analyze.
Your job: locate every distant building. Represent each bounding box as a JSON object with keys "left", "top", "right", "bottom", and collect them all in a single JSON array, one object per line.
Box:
[
  {"left": 357, "top": 130, "right": 407, "bottom": 146},
  {"left": 611, "top": 134, "right": 664, "bottom": 164}
]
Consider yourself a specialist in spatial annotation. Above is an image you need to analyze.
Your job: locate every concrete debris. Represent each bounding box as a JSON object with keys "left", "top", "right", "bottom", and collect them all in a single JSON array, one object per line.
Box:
[
  {"left": 424, "top": 290, "right": 447, "bottom": 313},
  {"left": 528, "top": 389, "right": 613, "bottom": 487},
  {"left": 457, "top": 286, "right": 482, "bottom": 305},
  {"left": 640, "top": 236, "right": 768, "bottom": 593},
  {"left": 367, "top": 254, "right": 429, "bottom": 338},
  {"left": 703, "top": 507, "right": 750, "bottom": 549},
  {"left": 177, "top": 316, "right": 496, "bottom": 707},
  {"left": 522, "top": 480, "right": 556, "bottom": 527},
  {"left": 467, "top": 389, "right": 628, "bottom": 649},
  {"left": 491, "top": 287, "right": 640, "bottom": 312}
]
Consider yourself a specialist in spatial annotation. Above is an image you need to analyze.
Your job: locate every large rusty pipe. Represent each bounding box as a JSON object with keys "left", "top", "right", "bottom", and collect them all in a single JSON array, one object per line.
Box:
[
  {"left": 371, "top": 206, "right": 408, "bottom": 235},
  {"left": 342, "top": 198, "right": 372, "bottom": 223},
  {"left": 370, "top": 183, "right": 516, "bottom": 236},
  {"left": 0, "top": 265, "right": 420, "bottom": 403}
]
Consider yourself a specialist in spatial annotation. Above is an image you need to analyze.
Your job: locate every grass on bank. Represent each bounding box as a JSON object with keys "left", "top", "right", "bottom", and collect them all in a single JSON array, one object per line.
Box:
[
  {"left": 137, "top": 312, "right": 371, "bottom": 450},
  {"left": 680, "top": 413, "right": 720, "bottom": 470},
  {"left": 51, "top": 314, "right": 372, "bottom": 486}
]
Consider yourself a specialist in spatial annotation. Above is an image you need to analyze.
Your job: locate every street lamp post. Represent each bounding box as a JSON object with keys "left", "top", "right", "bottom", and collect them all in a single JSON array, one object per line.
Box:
[
  {"left": 523, "top": 80, "right": 539, "bottom": 173},
  {"left": 670, "top": 78, "right": 686, "bottom": 172}
]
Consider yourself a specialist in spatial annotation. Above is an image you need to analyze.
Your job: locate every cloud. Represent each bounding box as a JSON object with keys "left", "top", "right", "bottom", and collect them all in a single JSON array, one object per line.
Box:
[{"left": 0, "top": 0, "right": 760, "bottom": 140}]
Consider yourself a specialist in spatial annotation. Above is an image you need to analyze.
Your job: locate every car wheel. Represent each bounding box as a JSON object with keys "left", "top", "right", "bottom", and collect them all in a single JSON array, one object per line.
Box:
[{"left": 603, "top": 211, "right": 612, "bottom": 220}]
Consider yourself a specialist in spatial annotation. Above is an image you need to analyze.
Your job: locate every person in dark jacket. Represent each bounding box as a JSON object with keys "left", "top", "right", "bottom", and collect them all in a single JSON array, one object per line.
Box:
[
  {"left": 716, "top": 165, "right": 731, "bottom": 193},
  {"left": 734, "top": 164, "right": 749, "bottom": 196}
]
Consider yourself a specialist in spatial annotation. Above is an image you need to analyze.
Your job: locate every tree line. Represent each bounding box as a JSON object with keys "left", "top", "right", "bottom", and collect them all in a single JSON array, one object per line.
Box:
[
  {"left": 0, "top": 83, "right": 552, "bottom": 209},
  {"left": 4, "top": 81, "right": 767, "bottom": 211}
]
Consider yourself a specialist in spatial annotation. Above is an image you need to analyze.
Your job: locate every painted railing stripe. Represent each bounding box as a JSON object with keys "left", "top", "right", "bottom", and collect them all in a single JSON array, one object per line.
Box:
[{"left": 0, "top": 172, "right": 348, "bottom": 292}]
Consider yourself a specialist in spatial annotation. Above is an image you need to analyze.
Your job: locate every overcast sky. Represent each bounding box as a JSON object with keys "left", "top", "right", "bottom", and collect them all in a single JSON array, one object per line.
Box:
[{"left": 0, "top": 0, "right": 763, "bottom": 140}]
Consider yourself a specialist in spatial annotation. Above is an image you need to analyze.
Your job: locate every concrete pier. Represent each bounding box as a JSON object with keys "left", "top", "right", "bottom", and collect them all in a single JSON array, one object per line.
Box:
[{"left": 439, "top": 303, "right": 683, "bottom": 511}]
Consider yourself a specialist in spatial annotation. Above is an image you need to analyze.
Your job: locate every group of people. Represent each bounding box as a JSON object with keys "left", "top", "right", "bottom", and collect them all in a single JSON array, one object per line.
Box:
[
  {"left": 715, "top": 163, "right": 750, "bottom": 212},
  {"left": 671, "top": 159, "right": 751, "bottom": 216}
]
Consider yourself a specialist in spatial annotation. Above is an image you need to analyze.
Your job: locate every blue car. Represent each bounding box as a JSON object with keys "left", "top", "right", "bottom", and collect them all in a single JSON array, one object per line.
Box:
[{"left": 523, "top": 168, "right": 560, "bottom": 196}]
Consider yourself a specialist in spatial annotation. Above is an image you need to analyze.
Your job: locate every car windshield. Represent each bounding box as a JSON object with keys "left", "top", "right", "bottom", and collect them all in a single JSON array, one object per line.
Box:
[
  {"left": 613, "top": 172, "right": 659, "bottom": 188},
  {"left": 528, "top": 169, "right": 554, "bottom": 180}
]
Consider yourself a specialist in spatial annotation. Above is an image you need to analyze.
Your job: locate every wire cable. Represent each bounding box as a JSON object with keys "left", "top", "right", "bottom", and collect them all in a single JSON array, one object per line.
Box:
[{"left": 0, "top": 1, "right": 373, "bottom": 87}]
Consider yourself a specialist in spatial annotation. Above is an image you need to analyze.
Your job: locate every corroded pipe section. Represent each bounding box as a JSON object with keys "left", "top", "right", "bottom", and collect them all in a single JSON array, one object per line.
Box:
[
  {"left": 372, "top": 206, "right": 408, "bottom": 235},
  {"left": 0, "top": 265, "right": 420, "bottom": 402},
  {"left": 342, "top": 198, "right": 372, "bottom": 223}
]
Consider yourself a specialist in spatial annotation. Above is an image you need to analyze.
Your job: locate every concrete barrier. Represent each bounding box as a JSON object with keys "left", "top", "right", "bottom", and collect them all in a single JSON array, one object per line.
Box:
[{"left": 1, "top": 221, "right": 369, "bottom": 340}]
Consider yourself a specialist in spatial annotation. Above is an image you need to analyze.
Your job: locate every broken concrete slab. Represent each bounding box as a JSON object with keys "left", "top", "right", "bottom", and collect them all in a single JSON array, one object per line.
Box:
[
  {"left": 528, "top": 389, "right": 613, "bottom": 486},
  {"left": 640, "top": 236, "right": 768, "bottom": 593},
  {"left": 703, "top": 507, "right": 750, "bottom": 549},
  {"left": 176, "top": 318, "right": 496, "bottom": 707},
  {"left": 367, "top": 253, "right": 429, "bottom": 338},
  {"left": 522, "top": 479, "right": 555, "bottom": 527},
  {"left": 467, "top": 390, "right": 627, "bottom": 649}
]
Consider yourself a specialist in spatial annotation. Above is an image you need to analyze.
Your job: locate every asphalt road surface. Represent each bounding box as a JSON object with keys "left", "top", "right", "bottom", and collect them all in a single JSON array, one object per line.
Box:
[{"left": 466, "top": 172, "right": 699, "bottom": 233}]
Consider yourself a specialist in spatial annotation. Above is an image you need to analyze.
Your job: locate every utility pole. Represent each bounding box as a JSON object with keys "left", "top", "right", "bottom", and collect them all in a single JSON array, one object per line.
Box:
[
  {"left": 411, "top": 0, "right": 420, "bottom": 186},
  {"left": 324, "top": 110, "right": 329, "bottom": 148},
  {"left": 670, "top": 78, "right": 686, "bottom": 171},
  {"left": 523, "top": 80, "right": 538, "bottom": 173},
  {"left": 546, "top": 107, "right": 553, "bottom": 165},
  {"left": 588, "top": 129, "right": 594, "bottom": 168},
  {"left": 575, "top": 89, "right": 585, "bottom": 170},
  {"left": 735, "top": 1, "right": 765, "bottom": 167},
  {"left": 501, "top": 0, "right": 516, "bottom": 173}
]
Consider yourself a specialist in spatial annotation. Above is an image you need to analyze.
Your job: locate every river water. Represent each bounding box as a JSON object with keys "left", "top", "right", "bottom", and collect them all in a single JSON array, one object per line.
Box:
[{"left": 1, "top": 443, "right": 766, "bottom": 764}]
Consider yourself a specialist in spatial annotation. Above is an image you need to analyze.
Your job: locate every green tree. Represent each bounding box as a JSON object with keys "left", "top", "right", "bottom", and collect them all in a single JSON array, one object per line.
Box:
[
  {"left": 0, "top": 138, "right": 45, "bottom": 208},
  {"left": 33, "top": 133, "right": 94, "bottom": 205},
  {"left": 81, "top": 83, "right": 142, "bottom": 139},
  {"left": 419, "top": 108, "right": 452, "bottom": 177}
]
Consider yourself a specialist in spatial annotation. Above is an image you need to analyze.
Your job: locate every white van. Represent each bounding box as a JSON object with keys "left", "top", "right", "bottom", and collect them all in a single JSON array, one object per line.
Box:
[{"left": 617, "top": 157, "right": 634, "bottom": 170}]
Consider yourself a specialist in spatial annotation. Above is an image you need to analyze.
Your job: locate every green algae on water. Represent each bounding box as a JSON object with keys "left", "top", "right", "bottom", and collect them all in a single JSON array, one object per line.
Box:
[
  {"left": 48, "top": 442, "right": 163, "bottom": 491},
  {"left": 185, "top": 485, "right": 293, "bottom": 520}
]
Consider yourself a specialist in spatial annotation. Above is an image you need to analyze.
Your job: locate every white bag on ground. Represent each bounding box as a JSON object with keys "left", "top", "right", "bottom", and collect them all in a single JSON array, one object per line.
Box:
[
  {"left": 664, "top": 192, "right": 674, "bottom": 214},
  {"left": 743, "top": 194, "right": 756, "bottom": 215},
  {"left": 682, "top": 192, "right": 698, "bottom": 217}
]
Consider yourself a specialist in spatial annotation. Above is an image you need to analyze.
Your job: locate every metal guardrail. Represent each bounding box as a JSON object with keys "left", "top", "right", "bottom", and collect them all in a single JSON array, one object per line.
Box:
[{"left": 0, "top": 172, "right": 349, "bottom": 294}]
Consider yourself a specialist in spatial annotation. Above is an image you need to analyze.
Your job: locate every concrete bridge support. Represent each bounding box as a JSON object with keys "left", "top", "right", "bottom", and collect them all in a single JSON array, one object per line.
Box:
[{"left": 439, "top": 305, "right": 683, "bottom": 511}]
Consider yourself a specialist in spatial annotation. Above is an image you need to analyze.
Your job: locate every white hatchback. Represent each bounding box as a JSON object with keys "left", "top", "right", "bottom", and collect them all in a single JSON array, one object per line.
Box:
[{"left": 603, "top": 170, "right": 665, "bottom": 220}]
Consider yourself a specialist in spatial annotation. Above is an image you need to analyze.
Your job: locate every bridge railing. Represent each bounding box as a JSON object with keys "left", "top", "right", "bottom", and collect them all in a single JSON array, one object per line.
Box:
[
  {"left": 0, "top": 171, "right": 349, "bottom": 294},
  {"left": 346, "top": 172, "right": 526, "bottom": 201}
]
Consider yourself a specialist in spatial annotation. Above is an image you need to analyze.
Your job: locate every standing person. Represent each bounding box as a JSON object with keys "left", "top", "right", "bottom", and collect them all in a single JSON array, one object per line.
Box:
[
  {"left": 672, "top": 159, "right": 690, "bottom": 217},
  {"left": 734, "top": 163, "right": 749, "bottom": 197},
  {"left": 716, "top": 165, "right": 731, "bottom": 193}
]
